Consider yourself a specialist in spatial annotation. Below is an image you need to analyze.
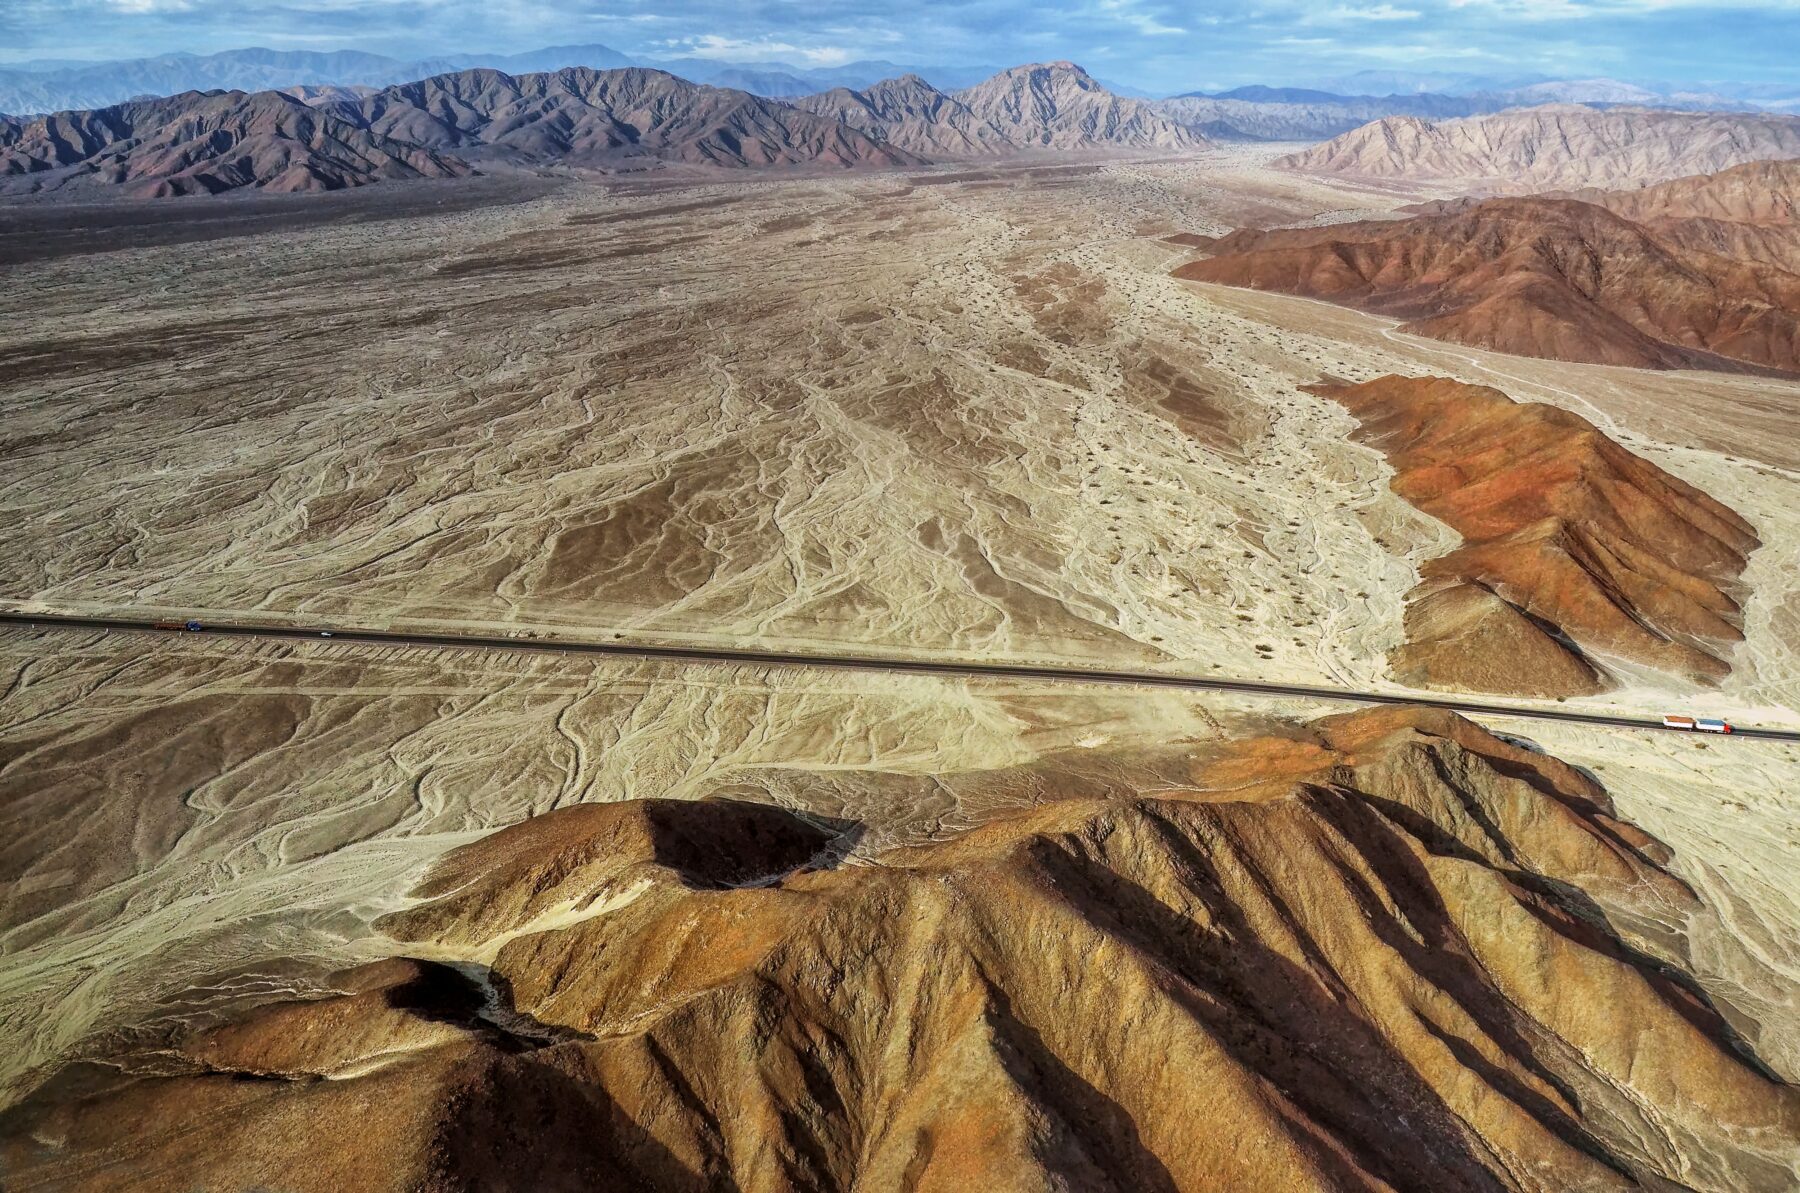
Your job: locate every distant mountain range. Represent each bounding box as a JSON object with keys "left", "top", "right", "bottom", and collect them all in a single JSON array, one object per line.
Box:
[
  {"left": 0, "top": 44, "right": 1010, "bottom": 117},
  {"left": 0, "top": 67, "right": 913, "bottom": 196},
  {"left": 11, "top": 56, "right": 1800, "bottom": 201},
  {"left": 1158, "top": 76, "right": 1800, "bottom": 142},
  {"left": 0, "top": 62, "right": 1205, "bottom": 198},
  {"left": 1153, "top": 89, "right": 1489, "bottom": 143},
  {"left": 1309, "top": 69, "right": 1800, "bottom": 112},
  {"left": 6, "top": 44, "right": 1797, "bottom": 122},
  {"left": 1277, "top": 104, "right": 1800, "bottom": 191}
]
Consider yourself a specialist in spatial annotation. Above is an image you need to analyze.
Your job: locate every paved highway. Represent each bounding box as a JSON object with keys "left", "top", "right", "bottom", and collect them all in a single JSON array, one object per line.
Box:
[{"left": 4, "top": 610, "right": 1797, "bottom": 742}]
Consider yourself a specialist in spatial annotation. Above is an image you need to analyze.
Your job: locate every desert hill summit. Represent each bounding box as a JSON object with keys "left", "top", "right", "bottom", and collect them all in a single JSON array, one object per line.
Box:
[
  {"left": 0, "top": 61, "right": 1207, "bottom": 197},
  {"left": 950, "top": 61, "right": 1205, "bottom": 151},
  {"left": 0, "top": 87, "right": 467, "bottom": 197},
  {"left": 4, "top": 708, "right": 1797, "bottom": 1191},
  {"left": 1301, "top": 376, "right": 1757, "bottom": 696},
  {"left": 1175, "top": 165, "right": 1800, "bottom": 374},
  {"left": 1277, "top": 104, "right": 1800, "bottom": 191}
]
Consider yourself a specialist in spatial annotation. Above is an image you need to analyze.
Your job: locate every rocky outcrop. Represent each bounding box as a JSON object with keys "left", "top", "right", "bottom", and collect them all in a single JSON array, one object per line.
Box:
[
  {"left": 1174, "top": 192, "right": 1800, "bottom": 374},
  {"left": 4, "top": 708, "right": 1795, "bottom": 1191},
  {"left": 1275, "top": 104, "right": 1800, "bottom": 191},
  {"left": 1302, "top": 375, "right": 1759, "bottom": 694},
  {"left": 953, "top": 61, "right": 1205, "bottom": 152},
  {"left": 0, "top": 89, "right": 468, "bottom": 196}
]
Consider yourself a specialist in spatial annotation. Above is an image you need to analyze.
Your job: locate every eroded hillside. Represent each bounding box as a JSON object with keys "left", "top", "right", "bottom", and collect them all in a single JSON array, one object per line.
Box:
[
  {"left": 4, "top": 667, "right": 1798, "bottom": 1190},
  {"left": 1175, "top": 194, "right": 1800, "bottom": 374},
  {"left": 1301, "top": 375, "right": 1758, "bottom": 695}
]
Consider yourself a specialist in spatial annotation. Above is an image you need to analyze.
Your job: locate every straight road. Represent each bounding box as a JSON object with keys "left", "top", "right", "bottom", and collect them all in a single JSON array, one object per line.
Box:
[{"left": 4, "top": 610, "right": 1797, "bottom": 742}]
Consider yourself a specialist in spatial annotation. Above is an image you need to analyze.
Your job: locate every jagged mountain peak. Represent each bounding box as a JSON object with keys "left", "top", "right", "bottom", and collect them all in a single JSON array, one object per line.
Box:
[{"left": 953, "top": 61, "right": 1205, "bottom": 152}]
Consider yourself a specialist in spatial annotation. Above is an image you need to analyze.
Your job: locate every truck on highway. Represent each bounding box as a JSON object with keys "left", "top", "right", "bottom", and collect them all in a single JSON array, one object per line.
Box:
[{"left": 1662, "top": 714, "right": 1732, "bottom": 733}]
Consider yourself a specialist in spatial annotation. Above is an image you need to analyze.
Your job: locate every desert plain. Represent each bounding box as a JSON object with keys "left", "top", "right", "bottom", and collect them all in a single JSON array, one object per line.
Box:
[{"left": 7, "top": 151, "right": 1800, "bottom": 715}]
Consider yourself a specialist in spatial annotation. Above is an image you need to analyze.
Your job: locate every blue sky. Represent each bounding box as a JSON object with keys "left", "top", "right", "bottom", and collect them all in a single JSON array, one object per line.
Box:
[{"left": 3, "top": 0, "right": 1798, "bottom": 91}]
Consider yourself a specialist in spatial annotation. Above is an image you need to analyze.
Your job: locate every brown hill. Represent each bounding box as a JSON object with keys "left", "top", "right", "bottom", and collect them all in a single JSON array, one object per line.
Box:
[
  {"left": 1175, "top": 193, "right": 1800, "bottom": 373},
  {"left": 1594, "top": 158, "right": 1800, "bottom": 224},
  {"left": 793, "top": 74, "right": 1015, "bottom": 158},
  {"left": 341, "top": 67, "right": 921, "bottom": 170},
  {"left": 1582, "top": 159, "right": 1800, "bottom": 274},
  {"left": 0, "top": 89, "right": 467, "bottom": 197},
  {"left": 953, "top": 61, "right": 1205, "bottom": 152},
  {"left": 1406, "top": 159, "right": 1800, "bottom": 274},
  {"left": 3, "top": 707, "right": 1795, "bottom": 1190},
  {"left": 1276, "top": 105, "right": 1800, "bottom": 191},
  {"left": 1300, "top": 375, "right": 1758, "bottom": 694}
]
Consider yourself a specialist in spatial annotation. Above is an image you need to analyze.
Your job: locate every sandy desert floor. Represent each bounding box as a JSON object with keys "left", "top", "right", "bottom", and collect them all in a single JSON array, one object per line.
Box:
[
  {"left": 4, "top": 150, "right": 1795, "bottom": 728},
  {"left": 3, "top": 151, "right": 1799, "bottom": 1133}
]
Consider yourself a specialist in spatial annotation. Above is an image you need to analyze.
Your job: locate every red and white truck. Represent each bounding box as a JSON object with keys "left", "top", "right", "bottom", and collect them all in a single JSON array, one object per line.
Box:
[{"left": 1662, "top": 715, "right": 1732, "bottom": 733}]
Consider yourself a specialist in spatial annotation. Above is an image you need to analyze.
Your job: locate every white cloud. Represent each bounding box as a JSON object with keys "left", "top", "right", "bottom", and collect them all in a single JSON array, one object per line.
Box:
[
  {"left": 1095, "top": 0, "right": 1185, "bottom": 36},
  {"left": 1345, "top": 39, "right": 1506, "bottom": 60},
  {"left": 1445, "top": 0, "right": 1588, "bottom": 17},
  {"left": 662, "top": 34, "right": 854, "bottom": 67},
  {"left": 1438, "top": 0, "right": 1788, "bottom": 16},
  {"left": 1324, "top": 4, "right": 1422, "bottom": 19}
]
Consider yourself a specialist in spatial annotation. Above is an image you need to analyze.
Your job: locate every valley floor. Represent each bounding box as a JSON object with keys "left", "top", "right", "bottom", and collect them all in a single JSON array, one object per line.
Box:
[{"left": 4, "top": 150, "right": 1795, "bottom": 725}]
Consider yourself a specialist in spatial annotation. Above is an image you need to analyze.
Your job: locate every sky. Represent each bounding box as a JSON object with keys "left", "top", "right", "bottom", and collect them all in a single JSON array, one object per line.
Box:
[{"left": 3, "top": 0, "right": 1798, "bottom": 92}]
